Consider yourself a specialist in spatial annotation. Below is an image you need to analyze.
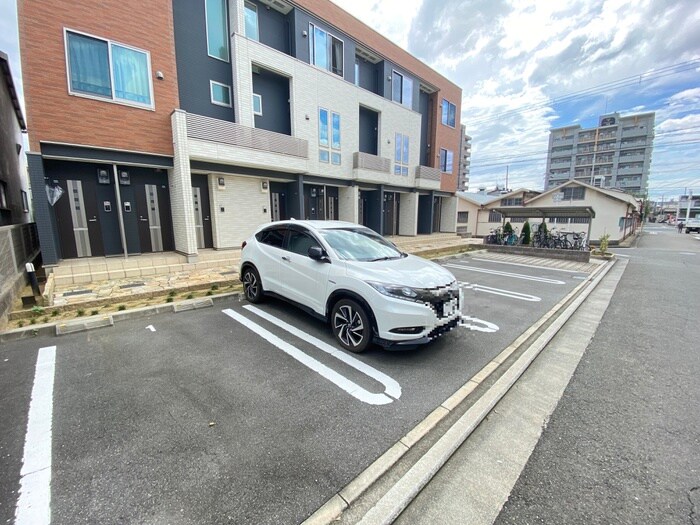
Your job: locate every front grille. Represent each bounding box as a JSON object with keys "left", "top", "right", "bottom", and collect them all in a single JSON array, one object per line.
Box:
[
  {"left": 428, "top": 317, "right": 460, "bottom": 340},
  {"left": 416, "top": 286, "right": 460, "bottom": 319}
]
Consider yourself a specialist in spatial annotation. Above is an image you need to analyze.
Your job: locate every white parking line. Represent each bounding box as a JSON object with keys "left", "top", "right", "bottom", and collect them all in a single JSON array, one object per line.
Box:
[
  {"left": 469, "top": 258, "right": 587, "bottom": 274},
  {"left": 445, "top": 263, "right": 566, "bottom": 284},
  {"left": 15, "top": 346, "right": 56, "bottom": 525},
  {"left": 223, "top": 309, "right": 399, "bottom": 405},
  {"left": 460, "top": 282, "right": 541, "bottom": 302},
  {"left": 460, "top": 316, "right": 499, "bottom": 333}
]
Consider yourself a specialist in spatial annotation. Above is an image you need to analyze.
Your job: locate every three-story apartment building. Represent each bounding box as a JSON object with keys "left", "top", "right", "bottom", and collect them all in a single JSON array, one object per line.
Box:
[{"left": 20, "top": 0, "right": 462, "bottom": 264}]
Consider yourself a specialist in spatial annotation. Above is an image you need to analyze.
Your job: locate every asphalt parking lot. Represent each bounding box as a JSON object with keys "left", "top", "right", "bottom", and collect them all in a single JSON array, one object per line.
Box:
[{"left": 0, "top": 254, "right": 595, "bottom": 525}]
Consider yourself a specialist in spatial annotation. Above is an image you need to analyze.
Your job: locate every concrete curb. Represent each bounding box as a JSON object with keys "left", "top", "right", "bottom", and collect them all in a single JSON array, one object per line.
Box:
[
  {"left": 302, "top": 258, "right": 616, "bottom": 525},
  {"left": 0, "top": 292, "right": 241, "bottom": 342}
]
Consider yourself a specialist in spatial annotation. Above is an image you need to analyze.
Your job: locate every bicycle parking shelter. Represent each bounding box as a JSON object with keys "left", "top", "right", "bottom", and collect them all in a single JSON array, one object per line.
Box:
[{"left": 491, "top": 205, "right": 595, "bottom": 243}]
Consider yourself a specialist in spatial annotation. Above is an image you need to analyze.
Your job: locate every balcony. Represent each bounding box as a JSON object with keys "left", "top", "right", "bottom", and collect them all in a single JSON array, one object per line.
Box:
[
  {"left": 622, "top": 127, "right": 648, "bottom": 138},
  {"left": 185, "top": 112, "right": 309, "bottom": 172},
  {"left": 352, "top": 151, "right": 394, "bottom": 185},
  {"left": 619, "top": 154, "right": 646, "bottom": 163},
  {"left": 415, "top": 165, "right": 441, "bottom": 190}
]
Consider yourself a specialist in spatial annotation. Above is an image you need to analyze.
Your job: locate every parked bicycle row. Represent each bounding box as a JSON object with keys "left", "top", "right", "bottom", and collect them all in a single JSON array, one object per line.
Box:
[{"left": 484, "top": 223, "right": 589, "bottom": 251}]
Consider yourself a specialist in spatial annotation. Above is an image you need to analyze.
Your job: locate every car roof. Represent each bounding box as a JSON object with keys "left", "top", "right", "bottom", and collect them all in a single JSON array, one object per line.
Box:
[{"left": 259, "top": 220, "right": 365, "bottom": 232}]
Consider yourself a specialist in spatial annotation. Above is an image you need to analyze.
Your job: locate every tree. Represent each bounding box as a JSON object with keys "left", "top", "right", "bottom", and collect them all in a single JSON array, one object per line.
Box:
[
  {"left": 503, "top": 221, "right": 513, "bottom": 235},
  {"left": 522, "top": 221, "right": 531, "bottom": 245}
]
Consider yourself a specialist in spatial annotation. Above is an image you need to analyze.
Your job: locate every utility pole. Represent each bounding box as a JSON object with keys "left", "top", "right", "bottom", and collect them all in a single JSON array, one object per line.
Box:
[{"left": 686, "top": 190, "right": 692, "bottom": 222}]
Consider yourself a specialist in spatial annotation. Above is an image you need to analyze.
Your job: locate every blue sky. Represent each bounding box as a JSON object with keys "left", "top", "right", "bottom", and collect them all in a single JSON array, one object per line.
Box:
[{"left": 2, "top": 0, "right": 699, "bottom": 200}]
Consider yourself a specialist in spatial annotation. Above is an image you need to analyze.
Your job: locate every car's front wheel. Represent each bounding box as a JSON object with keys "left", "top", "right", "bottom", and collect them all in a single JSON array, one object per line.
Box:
[
  {"left": 242, "top": 266, "right": 264, "bottom": 303},
  {"left": 331, "top": 298, "right": 371, "bottom": 353}
]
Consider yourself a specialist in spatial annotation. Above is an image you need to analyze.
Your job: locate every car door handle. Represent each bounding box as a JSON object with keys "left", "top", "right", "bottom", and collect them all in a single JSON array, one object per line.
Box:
[{"left": 281, "top": 256, "right": 290, "bottom": 262}]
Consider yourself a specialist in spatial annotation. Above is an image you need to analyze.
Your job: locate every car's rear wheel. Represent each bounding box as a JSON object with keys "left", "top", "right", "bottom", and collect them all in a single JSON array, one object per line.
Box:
[
  {"left": 331, "top": 298, "right": 371, "bottom": 353},
  {"left": 242, "top": 266, "right": 264, "bottom": 303}
]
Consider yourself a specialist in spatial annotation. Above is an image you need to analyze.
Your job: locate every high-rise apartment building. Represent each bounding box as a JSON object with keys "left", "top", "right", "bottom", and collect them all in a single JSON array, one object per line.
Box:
[
  {"left": 545, "top": 112, "right": 655, "bottom": 196},
  {"left": 458, "top": 125, "right": 471, "bottom": 191},
  {"left": 19, "top": 0, "right": 462, "bottom": 265}
]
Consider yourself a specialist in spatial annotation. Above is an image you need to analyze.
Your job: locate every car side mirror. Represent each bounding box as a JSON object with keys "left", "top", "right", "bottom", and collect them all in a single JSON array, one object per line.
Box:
[{"left": 308, "top": 246, "right": 329, "bottom": 262}]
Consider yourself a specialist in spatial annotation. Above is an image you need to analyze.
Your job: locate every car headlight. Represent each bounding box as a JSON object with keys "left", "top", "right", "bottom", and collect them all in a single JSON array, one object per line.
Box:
[{"left": 366, "top": 281, "right": 421, "bottom": 302}]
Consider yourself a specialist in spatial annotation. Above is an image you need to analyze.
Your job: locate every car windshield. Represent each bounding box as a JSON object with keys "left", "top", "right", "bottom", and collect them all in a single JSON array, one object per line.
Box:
[{"left": 318, "top": 228, "right": 403, "bottom": 261}]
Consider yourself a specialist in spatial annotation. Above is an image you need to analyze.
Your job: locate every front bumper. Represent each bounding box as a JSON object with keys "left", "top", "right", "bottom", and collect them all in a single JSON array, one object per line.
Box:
[{"left": 369, "top": 289, "right": 463, "bottom": 349}]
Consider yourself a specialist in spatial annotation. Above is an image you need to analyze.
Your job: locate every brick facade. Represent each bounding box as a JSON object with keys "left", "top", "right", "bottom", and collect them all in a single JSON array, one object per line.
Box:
[{"left": 18, "top": 0, "right": 179, "bottom": 155}]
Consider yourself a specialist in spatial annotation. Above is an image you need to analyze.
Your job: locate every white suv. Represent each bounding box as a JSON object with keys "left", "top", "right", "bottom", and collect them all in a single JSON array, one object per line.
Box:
[{"left": 239, "top": 220, "right": 462, "bottom": 352}]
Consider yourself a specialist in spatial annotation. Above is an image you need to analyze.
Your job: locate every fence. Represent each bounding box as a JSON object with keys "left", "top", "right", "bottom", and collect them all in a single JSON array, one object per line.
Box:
[{"left": 0, "top": 223, "right": 40, "bottom": 327}]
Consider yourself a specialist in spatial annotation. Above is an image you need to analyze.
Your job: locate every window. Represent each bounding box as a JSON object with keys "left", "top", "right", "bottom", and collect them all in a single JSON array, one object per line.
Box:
[
  {"left": 488, "top": 210, "right": 502, "bottom": 222},
  {"left": 319, "top": 108, "right": 340, "bottom": 164},
  {"left": 441, "top": 99, "right": 456, "bottom": 127},
  {"left": 394, "top": 133, "right": 409, "bottom": 176},
  {"left": 252, "top": 93, "right": 262, "bottom": 116},
  {"left": 500, "top": 197, "right": 523, "bottom": 206},
  {"left": 392, "top": 70, "right": 413, "bottom": 108},
  {"left": 206, "top": 0, "right": 229, "bottom": 61},
  {"left": 210, "top": 81, "right": 232, "bottom": 107},
  {"left": 244, "top": 1, "right": 259, "bottom": 41},
  {"left": 21, "top": 190, "right": 29, "bottom": 213},
  {"left": 309, "top": 24, "right": 343, "bottom": 77},
  {"left": 439, "top": 148, "right": 454, "bottom": 173},
  {"left": 287, "top": 230, "right": 318, "bottom": 256},
  {"left": 256, "top": 227, "right": 286, "bottom": 248},
  {"left": 457, "top": 211, "right": 468, "bottom": 223},
  {"left": 66, "top": 30, "right": 153, "bottom": 108},
  {"left": 561, "top": 187, "right": 585, "bottom": 200}
]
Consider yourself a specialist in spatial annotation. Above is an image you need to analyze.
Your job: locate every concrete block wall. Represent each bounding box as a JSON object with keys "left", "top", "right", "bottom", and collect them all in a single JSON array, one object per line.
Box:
[
  {"left": 338, "top": 186, "right": 359, "bottom": 223},
  {"left": 440, "top": 196, "right": 458, "bottom": 232}
]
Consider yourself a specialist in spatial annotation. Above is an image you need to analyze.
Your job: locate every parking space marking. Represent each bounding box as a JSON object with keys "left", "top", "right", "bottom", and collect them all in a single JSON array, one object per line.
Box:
[
  {"left": 459, "top": 316, "right": 499, "bottom": 333},
  {"left": 445, "top": 263, "right": 566, "bottom": 284},
  {"left": 146, "top": 325, "right": 156, "bottom": 332},
  {"left": 469, "top": 258, "right": 588, "bottom": 274},
  {"left": 460, "top": 282, "right": 541, "bottom": 302},
  {"left": 15, "top": 346, "right": 56, "bottom": 525},
  {"left": 679, "top": 252, "right": 696, "bottom": 256},
  {"left": 223, "top": 309, "right": 398, "bottom": 405}
]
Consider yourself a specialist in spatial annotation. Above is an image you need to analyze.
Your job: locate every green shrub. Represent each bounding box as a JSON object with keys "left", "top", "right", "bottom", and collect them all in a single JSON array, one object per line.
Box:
[
  {"left": 166, "top": 297, "right": 173, "bottom": 303},
  {"left": 186, "top": 293, "right": 194, "bottom": 300},
  {"left": 42, "top": 316, "right": 49, "bottom": 323},
  {"left": 211, "top": 284, "right": 219, "bottom": 291},
  {"left": 51, "top": 310, "right": 59, "bottom": 317},
  {"left": 76, "top": 309, "right": 85, "bottom": 317},
  {"left": 522, "top": 221, "right": 531, "bottom": 245},
  {"left": 31, "top": 306, "right": 45, "bottom": 316},
  {"left": 91, "top": 310, "right": 99, "bottom": 316},
  {"left": 206, "top": 290, "right": 213, "bottom": 296},
  {"left": 30, "top": 318, "right": 37, "bottom": 325},
  {"left": 503, "top": 221, "right": 513, "bottom": 235},
  {"left": 168, "top": 291, "right": 176, "bottom": 297},
  {"left": 118, "top": 305, "right": 126, "bottom": 311},
  {"left": 18, "top": 320, "right": 24, "bottom": 328},
  {"left": 599, "top": 233, "right": 610, "bottom": 254}
]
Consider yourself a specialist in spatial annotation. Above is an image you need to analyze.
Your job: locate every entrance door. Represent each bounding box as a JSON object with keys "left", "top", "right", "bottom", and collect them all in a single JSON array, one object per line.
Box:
[
  {"left": 191, "top": 174, "right": 213, "bottom": 248},
  {"left": 383, "top": 192, "right": 400, "bottom": 236},
  {"left": 304, "top": 185, "right": 325, "bottom": 220},
  {"left": 54, "top": 178, "right": 105, "bottom": 258},
  {"left": 133, "top": 183, "right": 173, "bottom": 253},
  {"left": 432, "top": 196, "right": 442, "bottom": 232}
]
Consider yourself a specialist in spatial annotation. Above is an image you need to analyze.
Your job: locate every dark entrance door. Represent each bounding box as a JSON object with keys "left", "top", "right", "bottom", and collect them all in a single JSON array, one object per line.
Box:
[
  {"left": 383, "top": 192, "right": 400, "bottom": 236},
  {"left": 304, "top": 185, "right": 325, "bottom": 220},
  {"left": 135, "top": 183, "right": 174, "bottom": 253},
  {"left": 432, "top": 196, "right": 442, "bottom": 232},
  {"left": 49, "top": 161, "right": 122, "bottom": 258},
  {"left": 191, "top": 174, "right": 213, "bottom": 249}
]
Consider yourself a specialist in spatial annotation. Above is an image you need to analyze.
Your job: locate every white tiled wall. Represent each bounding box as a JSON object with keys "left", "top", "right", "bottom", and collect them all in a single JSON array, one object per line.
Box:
[
  {"left": 399, "top": 193, "right": 419, "bottom": 236},
  {"left": 170, "top": 110, "right": 198, "bottom": 257}
]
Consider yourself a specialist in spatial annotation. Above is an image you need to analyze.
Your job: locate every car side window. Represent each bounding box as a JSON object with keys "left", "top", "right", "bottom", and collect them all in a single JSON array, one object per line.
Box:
[
  {"left": 257, "top": 228, "right": 286, "bottom": 248},
  {"left": 287, "top": 230, "right": 319, "bottom": 256}
]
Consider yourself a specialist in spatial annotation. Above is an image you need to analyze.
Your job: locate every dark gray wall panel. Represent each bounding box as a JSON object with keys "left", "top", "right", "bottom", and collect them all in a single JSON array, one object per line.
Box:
[
  {"left": 356, "top": 59, "right": 380, "bottom": 95},
  {"left": 173, "top": 0, "right": 235, "bottom": 121},
  {"left": 249, "top": 0, "right": 291, "bottom": 54},
  {"left": 27, "top": 154, "right": 60, "bottom": 264},
  {"left": 359, "top": 106, "right": 378, "bottom": 155},
  {"left": 419, "top": 91, "right": 430, "bottom": 166},
  {"left": 252, "top": 69, "right": 291, "bottom": 135}
]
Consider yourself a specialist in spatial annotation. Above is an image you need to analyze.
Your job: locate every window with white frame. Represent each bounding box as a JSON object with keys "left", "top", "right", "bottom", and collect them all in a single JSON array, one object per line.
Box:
[
  {"left": 488, "top": 210, "right": 502, "bottom": 222},
  {"left": 457, "top": 211, "right": 468, "bottom": 223},
  {"left": 252, "top": 93, "right": 262, "bottom": 116},
  {"left": 391, "top": 70, "right": 413, "bottom": 108},
  {"left": 394, "top": 133, "right": 409, "bottom": 175},
  {"left": 244, "top": 1, "right": 259, "bottom": 41},
  {"left": 309, "top": 24, "right": 343, "bottom": 77},
  {"left": 439, "top": 148, "right": 454, "bottom": 173},
  {"left": 210, "top": 80, "right": 231, "bottom": 107},
  {"left": 319, "top": 108, "right": 341, "bottom": 163},
  {"left": 205, "top": 0, "right": 229, "bottom": 61},
  {"left": 561, "top": 187, "right": 585, "bottom": 200},
  {"left": 65, "top": 30, "right": 153, "bottom": 108},
  {"left": 441, "top": 99, "right": 456, "bottom": 127}
]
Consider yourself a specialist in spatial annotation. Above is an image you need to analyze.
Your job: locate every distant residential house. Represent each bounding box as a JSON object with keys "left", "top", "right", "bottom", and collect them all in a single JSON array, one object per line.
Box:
[
  {"left": 1, "top": 50, "right": 39, "bottom": 328},
  {"left": 457, "top": 188, "right": 541, "bottom": 237},
  {"left": 491, "top": 180, "right": 640, "bottom": 244}
]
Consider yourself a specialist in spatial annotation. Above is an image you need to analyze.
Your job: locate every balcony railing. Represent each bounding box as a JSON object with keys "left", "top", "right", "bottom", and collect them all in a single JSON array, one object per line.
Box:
[
  {"left": 415, "top": 165, "right": 441, "bottom": 181},
  {"left": 186, "top": 113, "right": 308, "bottom": 158},
  {"left": 353, "top": 152, "right": 390, "bottom": 172}
]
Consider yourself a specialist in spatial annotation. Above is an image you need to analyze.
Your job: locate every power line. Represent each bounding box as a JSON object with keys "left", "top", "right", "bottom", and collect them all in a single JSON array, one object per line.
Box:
[{"left": 463, "top": 59, "right": 700, "bottom": 127}]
